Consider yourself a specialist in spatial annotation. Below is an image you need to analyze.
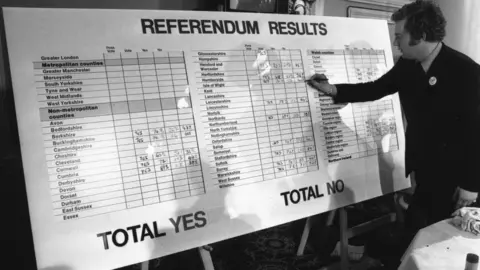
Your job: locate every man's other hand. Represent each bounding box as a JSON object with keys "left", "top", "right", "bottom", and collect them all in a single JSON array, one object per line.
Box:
[{"left": 453, "top": 187, "right": 478, "bottom": 210}]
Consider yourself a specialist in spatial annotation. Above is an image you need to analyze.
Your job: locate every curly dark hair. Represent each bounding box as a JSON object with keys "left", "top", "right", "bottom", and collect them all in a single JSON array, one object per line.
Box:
[{"left": 391, "top": 0, "right": 446, "bottom": 43}]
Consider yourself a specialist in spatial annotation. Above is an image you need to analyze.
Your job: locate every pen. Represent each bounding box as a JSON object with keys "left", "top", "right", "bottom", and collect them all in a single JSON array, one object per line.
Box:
[{"left": 304, "top": 78, "right": 329, "bottom": 83}]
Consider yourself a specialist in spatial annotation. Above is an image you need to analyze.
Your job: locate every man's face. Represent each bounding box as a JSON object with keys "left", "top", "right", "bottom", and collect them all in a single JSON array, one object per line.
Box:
[{"left": 394, "top": 19, "right": 417, "bottom": 59}]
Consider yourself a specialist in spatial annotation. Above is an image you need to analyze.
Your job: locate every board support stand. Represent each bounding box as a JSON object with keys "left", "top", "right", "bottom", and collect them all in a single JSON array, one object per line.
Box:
[
  {"left": 140, "top": 245, "right": 215, "bottom": 270},
  {"left": 296, "top": 208, "right": 349, "bottom": 269},
  {"left": 296, "top": 209, "right": 337, "bottom": 256},
  {"left": 297, "top": 206, "right": 397, "bottom": 270},
  {"left": 141, "top": 260, "right": 149, "bottom": 270},
  {"left": 198, "top": 245, "right": 215, "bottom": 270},
  {"left": 339, "top": 207, "right": 349, "bottom": 270}
]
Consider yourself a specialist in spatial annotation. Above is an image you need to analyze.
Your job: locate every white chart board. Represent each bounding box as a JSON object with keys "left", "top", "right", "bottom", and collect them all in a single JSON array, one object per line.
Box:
[{"left": 3, "top": 8, "right": 410, "bottom": 270}]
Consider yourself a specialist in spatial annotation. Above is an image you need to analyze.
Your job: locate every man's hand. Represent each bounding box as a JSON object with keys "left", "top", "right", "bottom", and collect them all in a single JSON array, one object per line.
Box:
[
  {"left": 452, "top": 187, "right": 478, "bottom": 210},
  {"left": 306, "top": 74, "right": 337, "bottom": 97}
]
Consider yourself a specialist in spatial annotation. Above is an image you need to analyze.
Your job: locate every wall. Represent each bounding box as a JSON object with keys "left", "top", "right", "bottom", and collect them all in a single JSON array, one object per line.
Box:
[
  {"left": 435, "top": 0, "right": 480, "bottom": 63},
  {"left": 323, "top": 0, "right": 397, "bottom": 39},
  {"left": 322, "top": 0, "right": 399, "bottom": 59},
  {"left": 0, "top": 0, "right": 203, "bottom": 10},
  {"left": 324, "top": 0, "right": 396, "bottom": 17},
  {"left": 322, "top": 0, "right": 480, "bottom": 64}
]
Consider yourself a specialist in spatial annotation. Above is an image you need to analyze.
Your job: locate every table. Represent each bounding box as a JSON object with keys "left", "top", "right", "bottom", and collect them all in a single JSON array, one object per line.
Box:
[{"left": 399, "top": 219, "right": 480, "bottom": 270}]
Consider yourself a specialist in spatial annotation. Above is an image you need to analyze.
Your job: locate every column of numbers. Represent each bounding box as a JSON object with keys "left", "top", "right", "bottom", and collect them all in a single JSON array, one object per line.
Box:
[
  {"left": 123, "top": 53, "right": 155, "bottom": 206},
  {"left": 262, "top": 49, "right": 319, "bottom": 176},
  {"left": 137, "top": 52, "right": 161, "bottom": 205},
  {"left": 291, "top": 51, "right": 316, "bottom": 172},
  {"left": 105, "top": 54, "right": 144, "bottom": 208},
  {"left": 245, "top": 50, "right": 276, "bottom": 181},
  {"left": 266, "top": 50, "right": 288, "bottom": 178},
  {"left": 280, "top": 50, "right": 298, "bottom": 175},
  {"left": 152, "top": 52, "right": 175, "bottom": 202}
]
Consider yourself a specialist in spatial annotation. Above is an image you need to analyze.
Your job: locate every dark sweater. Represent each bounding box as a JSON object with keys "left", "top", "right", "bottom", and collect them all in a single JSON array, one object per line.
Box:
[{"left": 334, "top": 43, "right": 480, "bottom": 192}]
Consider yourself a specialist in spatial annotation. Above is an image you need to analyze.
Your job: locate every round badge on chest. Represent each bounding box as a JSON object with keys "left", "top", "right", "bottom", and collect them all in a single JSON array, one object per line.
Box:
[{"left": 429, "top": 76, "right": 437, "bottom": 86}]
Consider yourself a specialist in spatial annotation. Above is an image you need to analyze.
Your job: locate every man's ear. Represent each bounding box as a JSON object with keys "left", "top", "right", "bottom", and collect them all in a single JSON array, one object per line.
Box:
[{"left": 408, "top": 37, "right": 421, "bottom": 46}]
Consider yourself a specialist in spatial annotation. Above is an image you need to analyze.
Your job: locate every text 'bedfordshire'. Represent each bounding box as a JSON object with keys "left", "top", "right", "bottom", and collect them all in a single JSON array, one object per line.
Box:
[{"left": 141, "top": 19, "right": 328, "bottom": 36}]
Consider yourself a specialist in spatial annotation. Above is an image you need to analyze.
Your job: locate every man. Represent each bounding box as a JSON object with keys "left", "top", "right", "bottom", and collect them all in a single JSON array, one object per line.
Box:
[{"left": 308, "top": 0, "right": 479, "bottom": 234}]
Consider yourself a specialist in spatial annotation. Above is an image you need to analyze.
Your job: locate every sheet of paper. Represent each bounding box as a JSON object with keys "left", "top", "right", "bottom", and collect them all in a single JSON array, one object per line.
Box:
[{"left": 3, "top": 8, "right": 409, "bottom": 270}]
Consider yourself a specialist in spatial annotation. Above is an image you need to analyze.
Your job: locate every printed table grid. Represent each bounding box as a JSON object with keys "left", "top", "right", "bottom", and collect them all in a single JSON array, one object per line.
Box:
[
  {"left": 307, "top": 49, "right": 399, "bottom": 163},
  {"left": 194, "top": 49, "right": 318, "bottom": 189},
  {"left": 35, "top": 51, "right": 205, "bottom": 221}
]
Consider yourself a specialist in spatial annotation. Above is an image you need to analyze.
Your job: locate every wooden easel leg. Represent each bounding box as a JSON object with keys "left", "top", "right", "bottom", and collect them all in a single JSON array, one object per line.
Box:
[
  {"left": 296, "top": 217, "right": 313, "bottom": 256},
  {"left": 339, "top": 208, "right": 349, "bottom": 270},
  {"left": 198, "top": 245, "right": 215, "bottom": 270},
  {"left": 297, "top": 210, "right": 337, "bottom": 256},
  {"left": 393, "top": 193, "right": 405, "bottom": 224},
  {"left": 326, "top": 209, "right": 336, "bottom": 226},
  {"left": 139, "top": 246, "right": 214, "bottom": 270}
]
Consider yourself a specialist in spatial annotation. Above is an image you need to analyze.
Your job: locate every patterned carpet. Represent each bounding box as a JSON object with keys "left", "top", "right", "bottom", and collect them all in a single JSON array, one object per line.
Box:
[
  {"left": 117, "top": 200, "right": 398, "bottom": 270},
  {"left": 211, "top": 222, "right": 329, "bottom": 270},
  {"left": 118, "top": 219, "right": 334, "bottom": 270}
]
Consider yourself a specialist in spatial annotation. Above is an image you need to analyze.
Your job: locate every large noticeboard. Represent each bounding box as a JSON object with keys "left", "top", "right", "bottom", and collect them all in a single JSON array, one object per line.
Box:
[{"left": 3, "top": 8, "right": 409, "bottom": 270}]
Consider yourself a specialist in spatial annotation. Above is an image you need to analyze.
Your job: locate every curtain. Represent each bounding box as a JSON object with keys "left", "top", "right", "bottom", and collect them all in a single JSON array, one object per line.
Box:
[
  {"left": 461, "top": 0, "right": 480, "bottom": 63},
  {"left": 440, "top": 0, "right": 480, "bottom": 63}
]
